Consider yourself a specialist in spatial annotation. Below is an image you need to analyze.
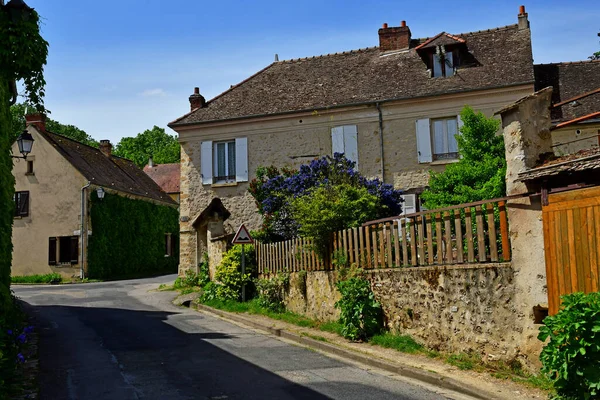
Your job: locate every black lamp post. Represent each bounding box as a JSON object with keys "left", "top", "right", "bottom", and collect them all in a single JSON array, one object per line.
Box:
[{"left": 11, "top": 130, "right": 34, "bottom": 159}]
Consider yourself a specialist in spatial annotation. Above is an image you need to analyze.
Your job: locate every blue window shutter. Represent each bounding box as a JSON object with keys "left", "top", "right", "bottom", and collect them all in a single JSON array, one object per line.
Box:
[
  {"left": 200, "top": 141, "right": 213, "bottom": 185},
  {"left": 342, "top": 125, "right": 359, "bottom": 170},
  {"left": 416, "top": 119, "right": 432, "bottom": 163},
  {"left": 235, "top": 137, "right": 248, "bottom": 182},
  {"left": 331, "top": 126, "right": 344, "bottom": 156}
]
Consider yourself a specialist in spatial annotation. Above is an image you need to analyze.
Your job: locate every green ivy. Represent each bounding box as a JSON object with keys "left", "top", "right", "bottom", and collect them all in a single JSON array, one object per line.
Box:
[
  {"left": 0, "top": 81, "right": 14, "bottom": 289},
  {"left": 538, "top": 292, "right": 600, "bottom": 400},
  {"left": 335, "top": 276, "right": 382, "bottom": 341},
  {"left": 87, "top": 192, "right": 179, "bottom": 279}
]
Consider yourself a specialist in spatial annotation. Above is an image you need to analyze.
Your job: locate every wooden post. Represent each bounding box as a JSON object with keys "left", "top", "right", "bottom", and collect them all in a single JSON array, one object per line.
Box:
[
  {"left": 417, "top": 217, "right": 425, "bottom": 264},
  {"left": 365, "top": 225, "right": 372, "bottom": 269},
  {"left": 498, "top": 201, "right": 510, "bottom": 261},
  {"left": 465, "top": 207, "right": 475, "bottom": 262},
  {"left": 379, "top": 224, "right": 385, "bottom": 267},
  {"left": 444, "top": 211, "right": 453, "bottom": 264},
  {"left": 454, "top": 209, "right": 464, "bottom": 263},
  {"left": 435, "top": 213, "right": 443, "bottom": 264},
  {"left": 476, "top": 205, "right": 487, "bottom": 262},
  {"left": 401, "top": 219, "right": 409, "bottom": 267},
  {"left": 372, "top": 227, "right": 379, "bottom": 268},
  {"left": 359, "top": 226, "right": 365, "bottom": 268},
  {"left": 410, "top": 219, "right": 417, "bottom": 266},
  {"left": 486, "top": 203, "right": 498, "bottom": 262},
  {"left": 354, "top": 228, "right": 360, "bottom": 268},
  {"left": 385, "top": 223, "right": 393, "bottom": 268},
  {"left": 426, "top": 214, "right": 434, "bottom": 265},
  {"left": 393, "top": 220, "right": 400, "bottom": 267}
]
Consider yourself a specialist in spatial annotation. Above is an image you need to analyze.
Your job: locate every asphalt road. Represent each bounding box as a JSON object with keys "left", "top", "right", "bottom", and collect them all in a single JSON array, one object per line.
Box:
[{"left": 14, "top": 275, "right": 457, "bottom": 400}]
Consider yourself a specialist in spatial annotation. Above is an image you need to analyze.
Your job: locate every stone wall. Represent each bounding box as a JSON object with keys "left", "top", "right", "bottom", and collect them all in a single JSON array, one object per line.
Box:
[{"left": 270, "top": 263, "right": 523, "bottom": 360}]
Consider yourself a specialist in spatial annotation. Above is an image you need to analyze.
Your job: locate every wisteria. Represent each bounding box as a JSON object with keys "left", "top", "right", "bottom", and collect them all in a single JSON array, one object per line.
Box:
[{"left": 248, "top": 153, "right": 403, "bottom": 241}]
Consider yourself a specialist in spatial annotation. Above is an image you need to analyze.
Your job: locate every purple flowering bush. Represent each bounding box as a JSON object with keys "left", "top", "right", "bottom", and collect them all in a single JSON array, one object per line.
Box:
[
  {"left": 0, "top": 284, "right": 30, "bottom": 397},
  {"left": 249, "top": 154, "right": 403, "bottom": 249}
]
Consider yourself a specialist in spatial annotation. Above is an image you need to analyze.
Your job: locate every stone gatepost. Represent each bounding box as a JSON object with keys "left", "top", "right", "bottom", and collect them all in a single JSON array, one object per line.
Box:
[{"left": 496, "top": 87, "right": 553, "bottom": 367}]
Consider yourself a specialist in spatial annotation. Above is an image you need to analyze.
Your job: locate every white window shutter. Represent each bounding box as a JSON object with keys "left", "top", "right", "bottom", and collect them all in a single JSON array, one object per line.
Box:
[
  {"left": 416, "top": 119, "right": 432, "bottom": 163},
  {"left": 331, "top": 127, "right": 345, "bottom": 156},
  {"left": 235, "top": 137, "right": 248, "bottom": 182},
  {"left": 401, "top": 194, "right": 417, "bottom": 215},
  {"left": 342, "top": 125, "right": 359, "bottom": 169},
  {"left": 200, "top": 141, "right": 213, "bottom": 185}
]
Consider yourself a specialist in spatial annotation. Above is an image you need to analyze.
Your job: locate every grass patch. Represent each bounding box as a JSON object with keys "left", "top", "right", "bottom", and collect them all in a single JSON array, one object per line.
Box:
[
  {"left": 445, "top": 352, "right": 483, "bottom": 371},
  {"left": 319, "top": 321, "right": 343, "bottom": 335},
  {"left": 301, "top": 332, "right": 329, "bottom": 342},
  {"left": 370, "top": 332, "right": 426, "bottom": 354},
  {"left": 11, "top": 273, "right": 62, "bottom": 284}
]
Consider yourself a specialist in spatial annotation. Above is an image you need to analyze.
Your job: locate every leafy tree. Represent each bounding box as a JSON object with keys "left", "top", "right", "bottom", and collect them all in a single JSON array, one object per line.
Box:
[
  {"left": 114, "top": 126, "right": 180, "bottom": 168},
  {"left": 10, "top": 103, "right": 98, "bottom": 147},
  {"left": 420, "top": 106, "right": 505, "bottom": 209}
]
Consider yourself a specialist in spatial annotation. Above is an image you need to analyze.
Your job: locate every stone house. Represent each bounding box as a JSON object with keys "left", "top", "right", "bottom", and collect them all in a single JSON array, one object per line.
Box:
[
  {"left": 143, "top": 158, "right": 181, "bottom": 203},
  {"left": 11, "top": 115, "right": 177, "bottom": 278},
  {"left": 169, "top": 7, "right": 537, "bottom": 273}
]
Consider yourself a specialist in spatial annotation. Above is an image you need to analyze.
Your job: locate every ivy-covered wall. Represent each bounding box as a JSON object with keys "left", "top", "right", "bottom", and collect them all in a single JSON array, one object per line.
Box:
[
  {"left": 87, "top": 191, "right": 179, "bottom": 279},
  {"left": 0, "top": 80, "right": 15, "bottom": 290}
]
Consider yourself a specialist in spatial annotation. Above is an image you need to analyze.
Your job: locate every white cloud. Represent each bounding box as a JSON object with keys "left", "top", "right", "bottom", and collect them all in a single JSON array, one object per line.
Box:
[{"left": 140, "top": 88, "right": 167, "bottom": 97}]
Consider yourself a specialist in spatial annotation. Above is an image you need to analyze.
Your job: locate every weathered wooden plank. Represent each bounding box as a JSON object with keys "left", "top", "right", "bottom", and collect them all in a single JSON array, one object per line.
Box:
[
  {"left": 379, "top": 224, "right": 385, "bottom": 268},
  {"left": 486, "top": 203, "right": 498, "bottom": 262},
  {"left": 476, "top": 205, "right": 487, "bottom": 262},
  {"left": 358, "top": 226, "right": 365, "bottom": 268},
  {"left": 365, "top": 225, "right": 372, "bottom": 269},
  {"left": 444, "top": 211, "right": 452, "bottom": 264},
  {"left": 498, "top": 201, "right": 510, "bottom": 261},
  {"left": 579, "top": 207, "right": 592, "bottom": 293},
  {"left": 393, "top": 221, "right": 401, "bottom": 267},
  {"left": 417, "top": 217, "right": 425, "bottom": 265},
  {"left": 386, "top": 223, "right": 393, "bottom": 268},
  {"left": 454, "top": 209, "right": 464, "bottom": 264},
  {"left": 342, "top": 229, "right": 348, "bottom": 266},
  {"left": 592, "top": 207, "right": 600, "bottom": 292},
  {"left": 401, "top": 220, "right": 409, "bottom": 267},
  {"left": 435, "top": 213, "right": 443, "bottom": 264},
  {"left": 354, "top": 227, "right": 360, "bottom": 268},
  {"left": 372, "top": 228, "right": 379, "bottom": 269},
  {"left": 410, "top": 219, "right": 417, "bottom": 266},
  {"left": 567, "top": 209, "right": 578, "bottom": 292},
  {"left": 465, "top": 208, "right": 475, "bottom": 262},
  {"left": 544, "top": 186, "right": 600, "bottom": 207},
  {"left": 558, "top": 210, "right": 571, "bottom": 298},
  {"left": 426, "top": 214, "right": 434, "bottom": 265},
  {"left": 544, "top": 210, "right": 558, "bottom": 315}
]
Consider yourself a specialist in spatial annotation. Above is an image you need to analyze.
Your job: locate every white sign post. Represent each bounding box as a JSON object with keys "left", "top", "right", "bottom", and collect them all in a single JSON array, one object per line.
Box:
[{"left": 232, "top": 224, "right": 253, "bottom": 301}]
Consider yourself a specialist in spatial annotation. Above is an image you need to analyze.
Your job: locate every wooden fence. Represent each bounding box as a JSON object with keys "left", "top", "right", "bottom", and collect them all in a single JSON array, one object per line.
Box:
[{"left": 257, "top": 196, "right": 517, "bottom": 274}]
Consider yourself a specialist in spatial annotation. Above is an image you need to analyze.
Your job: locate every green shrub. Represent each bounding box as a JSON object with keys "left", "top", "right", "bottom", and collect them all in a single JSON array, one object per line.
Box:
[
  {"left": 335, "top": 276, "right": 382, "bottom": 341},
  {"left": 538, "top": 292, "right": 600, "bottom": 400},
  {"left": 211, "top": 245, "right": 256, "bottom": 301},
  {"left": 11, "top": 273, "right": 62, "bottom": 284},
  {"left": 255, "top": 273, "right": 289, "bottom": 312},
  {"left": 174, "top": 269, "right": 200, "bottom": 289},
  {"left": 198, "top": 254, "right": 210, "bottom": 287},
  {"left": 292, "top": 184, "right": 380, "bottom": 258}
]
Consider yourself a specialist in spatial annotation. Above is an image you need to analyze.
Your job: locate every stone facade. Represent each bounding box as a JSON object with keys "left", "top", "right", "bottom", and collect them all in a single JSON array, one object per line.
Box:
[{"left": 176, "top": 86, "right": 533, "bottom": 274}]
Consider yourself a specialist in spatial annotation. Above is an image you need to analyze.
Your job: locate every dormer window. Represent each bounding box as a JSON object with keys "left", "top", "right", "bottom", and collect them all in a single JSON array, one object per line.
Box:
[{"left": 432, "top": 47, "right": 456, "bottom": 78}]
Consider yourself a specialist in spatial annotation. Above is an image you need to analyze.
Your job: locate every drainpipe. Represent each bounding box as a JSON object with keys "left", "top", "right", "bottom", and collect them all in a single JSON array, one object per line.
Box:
[
  {"left": 376, "top": 102, "right": 385, "bottom": 180},
  {"left": 80, "top": 182, "right": 91, "bottom": 279}
]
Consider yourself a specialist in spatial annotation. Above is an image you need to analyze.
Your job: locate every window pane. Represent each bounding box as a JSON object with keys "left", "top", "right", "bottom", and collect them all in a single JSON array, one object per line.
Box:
[
  {"left": 433, "top": 54, "right": 443, "bottom": 77},
  {"left": 446, "top": 119, "right": 458, "bottom": 153},
  {"left": 444, "top": 52, "right": 454, "bottom": 76},
  {"left": 433, "top": 120, "right": 445, "bottom": 154},
  {"left": 216, "top": 143, "right": 226, "bottom": 178},
  {"left": 227, "top": 142, "right": 236, "bottom": 177}
]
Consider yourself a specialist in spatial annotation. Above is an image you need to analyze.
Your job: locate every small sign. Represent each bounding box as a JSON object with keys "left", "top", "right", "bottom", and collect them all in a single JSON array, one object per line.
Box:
[{"left": 232, "top": 224, "right": 253, "bottom": 244}]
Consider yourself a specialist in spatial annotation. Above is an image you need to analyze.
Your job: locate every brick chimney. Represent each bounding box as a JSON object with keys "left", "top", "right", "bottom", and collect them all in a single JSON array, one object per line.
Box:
[
  {"left": 189, "top": 87, "right": 206, "bottom": 111},
  {"left": 378, "top": 20, "right": 412, "bottom": 52},
  {"left": 518, "top": 5, "right": 529, "bottom": 30},
  {"left": 99, "top": 140, "right": 112, "bottom": 157},
  {"left": 25, "top": 113, "right": 46, "bottom": 132}
]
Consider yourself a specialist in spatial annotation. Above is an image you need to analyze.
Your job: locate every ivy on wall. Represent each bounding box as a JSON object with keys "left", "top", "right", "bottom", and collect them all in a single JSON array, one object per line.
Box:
[
  {"left": 0, "top": 81, "right": 15, "bottom": 290},
  {"left": 87, "top": 191, "right": 179, "bottom": 279}
]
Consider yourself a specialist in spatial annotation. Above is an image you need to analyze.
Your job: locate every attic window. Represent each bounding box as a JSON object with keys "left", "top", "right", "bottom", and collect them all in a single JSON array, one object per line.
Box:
[{"left": 431, "top": 46, "right": 456, "bottom": 78}]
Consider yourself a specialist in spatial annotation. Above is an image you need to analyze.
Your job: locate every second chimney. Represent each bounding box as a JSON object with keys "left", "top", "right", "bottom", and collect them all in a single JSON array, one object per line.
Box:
[
  {"left": 189, "top": 87, "right": 206, "bottom": 111},
  {"left": 518, "top": 5, "right": 529, "bottom": 30},
  {"left": 99, "top": 140, "right": 112, "bottom": 157},
  {"left": 25, "top": 113, "right": 46, "bottom": 132},
  {"left": 378, "top": 20, "right": 411, "bottom": 52}
]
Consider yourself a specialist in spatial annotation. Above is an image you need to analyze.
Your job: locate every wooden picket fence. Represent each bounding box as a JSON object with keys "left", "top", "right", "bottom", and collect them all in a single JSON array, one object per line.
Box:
[{"left": 257, "top": 195, "right": 522, "bottom": 274}]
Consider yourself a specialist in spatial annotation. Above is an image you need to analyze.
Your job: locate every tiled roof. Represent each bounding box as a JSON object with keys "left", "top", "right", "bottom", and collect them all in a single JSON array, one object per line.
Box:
[
  {"left": 143, "top": 163, "right": 180, "bottom": 194},
  {"left": 534, "top": 60, "right": 600, "bottom": 122},
  {"left": 414, "top": 32, "right": 466, "bottom": 50},
  {"left": 170, "top": 24, "right": 534, "bottom": 126},
  {"left": 519, "top": 148, "right": 600, "bottom": 181},
  {"left": 41, "top": 130, "right": 176, "bottom": 205}
]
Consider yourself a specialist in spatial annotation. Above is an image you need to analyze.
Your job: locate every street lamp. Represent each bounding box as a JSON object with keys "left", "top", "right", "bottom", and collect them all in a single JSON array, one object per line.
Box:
[
  {"left": 11, "top": 130, "right": 34, "bottom": 159},
  {"left": 96, "top": 187, "right": 105, "bottom": 200}
]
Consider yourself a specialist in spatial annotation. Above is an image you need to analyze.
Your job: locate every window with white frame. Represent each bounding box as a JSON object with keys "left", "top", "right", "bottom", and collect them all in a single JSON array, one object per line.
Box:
[
  {"left": 431, "top": 50, "right": 456, "bottom": 78},
  {"left": 200, "top": 138, "right": 248, "bottom": 185},
  {"left": 415, "top": 115, "right": 463, "bottom": 163}
]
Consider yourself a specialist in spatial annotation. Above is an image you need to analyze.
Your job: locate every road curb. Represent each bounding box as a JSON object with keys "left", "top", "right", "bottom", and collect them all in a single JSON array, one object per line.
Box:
[{"left": 195, "top": 304, "right": 491, "bottom": 400}]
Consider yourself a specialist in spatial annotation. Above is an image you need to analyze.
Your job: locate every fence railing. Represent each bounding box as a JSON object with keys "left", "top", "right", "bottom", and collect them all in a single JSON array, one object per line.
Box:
[{"left": 257, "top": 195, "right": 526, "bottom": 274}]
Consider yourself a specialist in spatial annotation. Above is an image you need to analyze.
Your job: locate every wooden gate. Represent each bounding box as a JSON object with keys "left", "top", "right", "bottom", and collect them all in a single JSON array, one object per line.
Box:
[{"left": 543, "top": 185, "right": 600, "bottom": 315}]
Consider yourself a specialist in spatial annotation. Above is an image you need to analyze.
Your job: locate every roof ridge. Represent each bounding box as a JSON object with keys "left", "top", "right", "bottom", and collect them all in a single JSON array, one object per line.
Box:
[
  {"left": 46, "top": 129, "right": 138, "bottom": 165},
  {"left": 280, "top": 46, "right": 378, "bottom": 63},
  {"left": 458, "top": 23, "right": 518, "bottom": 37},
  {"left": 535, "top": 59, "right": 600, "bottom": 66}
]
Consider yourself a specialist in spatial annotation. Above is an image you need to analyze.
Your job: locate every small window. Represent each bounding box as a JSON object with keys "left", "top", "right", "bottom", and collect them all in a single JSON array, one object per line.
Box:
[
  {"left": 213, "top": 141, "right": 236, "bottom": 183},
  {"left": 49, "top": 236, "right": 78, "bottom": 265},
  {"left": 431, "top": 50, "right": 455, "bottom": 78},
  {"left": 431, "top": 117, "right": 459, "bottom": 160},
  {"left": 165, "top": 233, "right": 172, "bottom": 257},
  {"left": 14, "top": 191, "right": 29, "bottom": 217},
  {"left": 26, "top": 160, "right": 34, "bottom": 175}
]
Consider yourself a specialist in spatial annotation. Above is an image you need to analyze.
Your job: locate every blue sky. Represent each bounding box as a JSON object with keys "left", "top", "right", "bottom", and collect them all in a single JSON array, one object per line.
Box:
[{"left": 23, "top": 0, "right": 600, "bottom": 144}]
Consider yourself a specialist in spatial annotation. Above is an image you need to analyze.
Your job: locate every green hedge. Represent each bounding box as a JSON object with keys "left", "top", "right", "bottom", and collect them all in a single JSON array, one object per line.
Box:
[
  {"left": 0, "top": 81, "right": 15, "bottom": 289},
  {"left": 87, "top": 191, "right": 179, "bottom": 279}
]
